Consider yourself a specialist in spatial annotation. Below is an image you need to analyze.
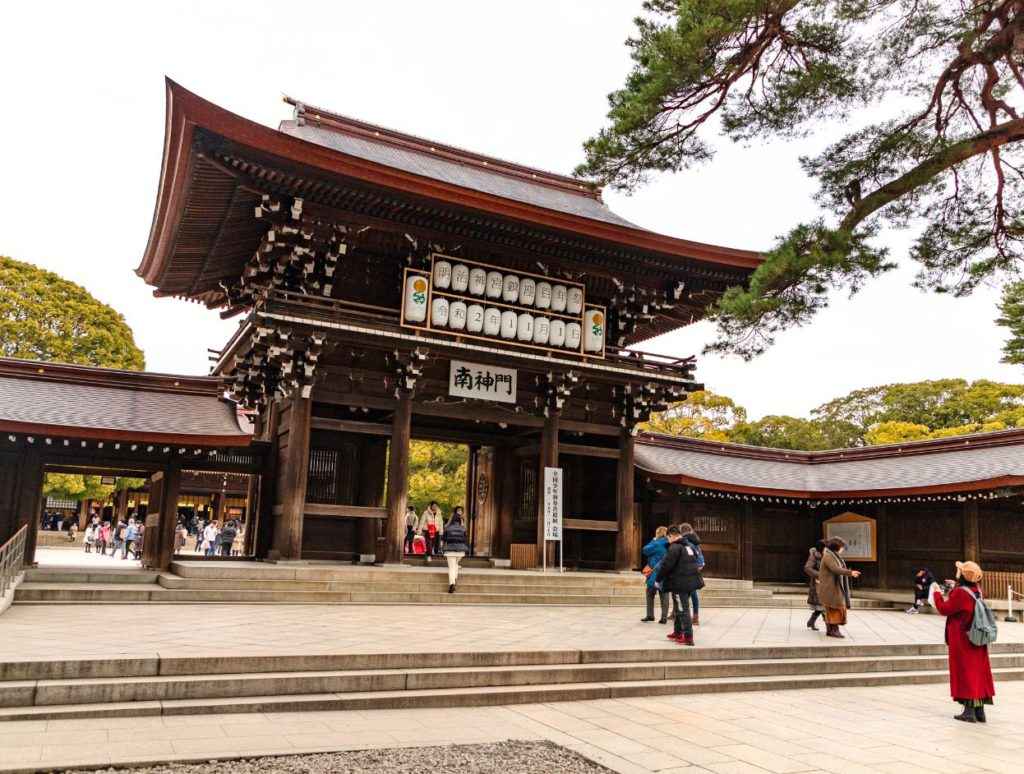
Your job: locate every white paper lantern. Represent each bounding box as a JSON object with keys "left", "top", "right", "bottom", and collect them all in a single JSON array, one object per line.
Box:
[
  {"left": 432, "top": 260, "right": 452, "bottom": 290},
  {"left": 535, "top": 281, "right": 552, "bottom": 309},
  {"left": 519, "top": 278, "right": 536, "bottom": 306},
  {"left": 583, "top": 308, "right": 605, "bottom": 352},
  {"left": 486, "top": 270, "right": 503, "bottom": 299},
  {"left": 502, "top": 275, "right": 520, "bottom": 303},
  {"left": 516, "top": 313, "right": 535, "bottom": 342},
  {"left": 466, "top": 304, "right": 484, "bottom": 333},
  {"left": 500, "top": 310, "right": 518, "bottom": 339},
  {"left": 566, "top": 287, "right": 584, "bottom": 314},
  {"left": 565, "top": 322, "right": 582, "bottom": 350},
  {"left": 483, "top": 307, "right": 501, "bottom": 336},
  {"left": 449, "top": 300, "right": 467, "bottom": 330},
  {"left": 451, "top": 264, "right": 470, "bottom": 292},
  {"left": 469, "top": 267, "right": 487, "bottom": 296},
  {"left": 533, "top": 317, "right": 550, "bottom": 345},
  {"left": 551, "top": 284, "right": 568, "bottom": 312},
  {"left": 404, "top": 275, "right": 429, "bottom": 323},
  {"left": 430, "top": 297, "right": 450, "bottom": 328},
  {"left": 549, "top": 319, "right": 566, "bottom": 347}
]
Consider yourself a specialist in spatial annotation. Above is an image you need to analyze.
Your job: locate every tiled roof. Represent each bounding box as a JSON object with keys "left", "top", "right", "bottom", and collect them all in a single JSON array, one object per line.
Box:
[
  {"left": 0, "top": 359, "right": 251, "bottom": 445},
  {"left": 635, "top": 433, "right": 1024, "bottom": 496},
  {"left": 279, "top": 121, "right": 641, "bottom": 229}
]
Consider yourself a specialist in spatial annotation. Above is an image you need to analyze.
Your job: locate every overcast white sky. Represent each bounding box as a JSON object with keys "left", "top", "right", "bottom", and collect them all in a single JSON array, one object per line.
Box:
[{"left": 1, "top": 1, "right": 1018, "bottom": 419}]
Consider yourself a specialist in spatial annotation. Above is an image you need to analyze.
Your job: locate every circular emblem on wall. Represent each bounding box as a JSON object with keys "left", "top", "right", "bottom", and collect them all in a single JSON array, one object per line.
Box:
[{"left": 477, "top": 472, "right": 489, "bottom": 505}]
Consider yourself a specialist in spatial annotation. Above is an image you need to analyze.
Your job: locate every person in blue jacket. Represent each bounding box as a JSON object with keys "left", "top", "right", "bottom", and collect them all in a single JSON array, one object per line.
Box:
[
  {"left": 680, "top": 523, "right": 705, "bottom": 626},
  {"left": 641, "top": 526, "right": 670, "bottom": 623}
]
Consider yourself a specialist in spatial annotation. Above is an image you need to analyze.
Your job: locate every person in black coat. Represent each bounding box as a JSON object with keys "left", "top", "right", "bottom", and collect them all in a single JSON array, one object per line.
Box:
[
  {"left": 442, "top": 512, "right": 469, "bottom": 594},
  {"left": 656, "top": 525, "right": 705, "bottom": 645}
]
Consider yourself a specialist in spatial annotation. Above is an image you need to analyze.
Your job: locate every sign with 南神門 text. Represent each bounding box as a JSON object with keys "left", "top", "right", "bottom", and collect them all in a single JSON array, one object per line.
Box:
[
  {"left": 448, "top": 360, "right": 517, "bottom": 403},
  {"left": 544, "top": 467, "right": 563, "bottom": 541}
]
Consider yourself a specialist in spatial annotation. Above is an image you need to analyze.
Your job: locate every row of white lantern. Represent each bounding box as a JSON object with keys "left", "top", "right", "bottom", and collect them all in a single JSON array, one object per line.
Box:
[
  {"left": 405, "top": 276, "right": 604, "bottom": 352},
  {"left": 432, "top": 260, "right": 583, "bottom": 313}
]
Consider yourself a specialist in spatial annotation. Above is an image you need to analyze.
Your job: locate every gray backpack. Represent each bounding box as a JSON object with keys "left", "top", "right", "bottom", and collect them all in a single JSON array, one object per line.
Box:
[{"left": 962, "top": 587, "right": 998, "bottom": 647}]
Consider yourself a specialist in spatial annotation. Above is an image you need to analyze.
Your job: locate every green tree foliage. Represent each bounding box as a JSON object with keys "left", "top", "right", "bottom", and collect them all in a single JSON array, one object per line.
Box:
[
  {"left": 407, "top": 441, "right": 468, "bottom": 518},
  {"left": 811, "top": 379, "right": 1024, "bottom": 435},
  {"left": 0, "top": 255, "right": 145, "bottom": 369},
  {"left": 642, "top": 390, "right": 746, "bottom": 440},
  {"left": 731, "top": 415, "right": 862, "bottom": 450},
  {"left": 579, "top": 1, "right": 1024, "bottom": 359},
  {"left": 42, "top": 474, "right": 147, "bottom": 505}
]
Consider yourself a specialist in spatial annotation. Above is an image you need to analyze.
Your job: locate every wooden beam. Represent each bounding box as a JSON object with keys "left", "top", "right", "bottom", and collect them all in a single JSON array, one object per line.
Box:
[
  {"left": 564, "top": 518, "right": 619, "bottom": 532},
  {"left": 536, "top": 412, "right": 559, "bottom": 567},
  {"left": 155, "top": 459, "right": 182, "bottom": 571},
  {"left": 304, "top": 503, "right": 386, "bottom": 519},
  {"left": 309, "top": 417, "right": 392, "bottom": 436},
  {"left": 412, "top": 401, "right": 545, "bottom": 428}
]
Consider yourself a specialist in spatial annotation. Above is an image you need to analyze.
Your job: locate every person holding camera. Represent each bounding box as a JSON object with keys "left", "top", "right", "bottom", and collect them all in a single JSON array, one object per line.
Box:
[{"left": 930, "top": 561, "right": 995, "bottom": 723}]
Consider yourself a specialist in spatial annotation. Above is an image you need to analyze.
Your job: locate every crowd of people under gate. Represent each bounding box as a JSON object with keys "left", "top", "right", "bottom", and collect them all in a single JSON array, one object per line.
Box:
[
  {"left": 81, "top": 514, "right": 144, "bottom": 560},
  {"left": 173, "top": 515, "right": 245, "bottom": 557}
]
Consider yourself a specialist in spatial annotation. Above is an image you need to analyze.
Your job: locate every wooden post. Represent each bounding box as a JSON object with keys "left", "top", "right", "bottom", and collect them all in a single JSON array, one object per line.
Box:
[
  {"left": 740, "top": 502, "right": 754, "bottom": 581},
  {"left": 155, "top": 459, "right": 181, "bottom": 571},
  {"left": 492, "top": 445, "right": 515, "bottom": 560},
  {"left": 253, "top": 403, "right": 280, "bottom": 560},
  {"left": 876, "top": 503, "right": 889, "bottom": 590},
  {"left": 963, "top": 500, "right": 980, "bottom": 563},
  {"left": 357, "top": 438, "right": 388, "bottom": 560},
  {"left": 273, "top": 396, "right": 312, "bottom": 560},
  {"left": 614, "top": 428, "right": 636, "bottom": 571},
  {"left": 383, "top": 389, "right": 413, "bottom": 564},
  {"left": 14, "top": 448, "right": 43, "bottom": 567},
  {"left": 535, "top": 412, "right": 559, "bottom": 567}
]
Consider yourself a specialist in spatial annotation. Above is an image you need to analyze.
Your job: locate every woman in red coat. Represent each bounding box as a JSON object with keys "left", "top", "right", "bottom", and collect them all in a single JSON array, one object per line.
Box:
[{"left": 930, "top": 560, "right": 995, "bottom": 723}]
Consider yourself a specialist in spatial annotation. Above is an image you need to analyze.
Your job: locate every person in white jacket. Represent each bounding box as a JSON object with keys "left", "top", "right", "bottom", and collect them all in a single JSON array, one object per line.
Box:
[
  {"left": 202, "top": 522, "right": 219, "bottom": 557},
  {"left": 416, "top": 502, "right": 445, "bottom": 562}
]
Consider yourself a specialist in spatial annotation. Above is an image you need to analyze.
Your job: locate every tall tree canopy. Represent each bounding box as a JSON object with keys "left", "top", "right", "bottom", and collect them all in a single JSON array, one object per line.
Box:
[
  {"left": 0, "top": 255, "right": 145, "bottom": 369},
  {"left": 646, "top": 379, "right": 1024, "bottom": 448},
  {"left": 407, "top": 441, "right": 468, "bottom": 517},
  {"left": 578, "top": 1, "right": 1024, "bottom": 359}
]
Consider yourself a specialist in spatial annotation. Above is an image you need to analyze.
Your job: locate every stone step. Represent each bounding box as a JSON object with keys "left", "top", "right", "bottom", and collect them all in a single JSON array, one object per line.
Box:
[
  {"left": 11, "top": 641, "right": 1008, "bottom": 682},
  {"left": 152, "top": 575, "right": 775, "bottom": 597},
  {"left": 2, "top": 666, "right": 1022, "bottom": 721},
  {"left": 5, "top": 652, "right": 1023, "bottom": 708},
  {"left": 12, "top": 585, "right": 811, "bottom": 607},
  {"left": 22, "top": 569, "right": 159, "bottom": 585}
]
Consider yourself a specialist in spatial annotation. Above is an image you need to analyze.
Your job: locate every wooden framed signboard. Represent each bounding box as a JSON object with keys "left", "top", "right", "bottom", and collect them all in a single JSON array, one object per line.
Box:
[{"left": 823, "top": 512, "right": 877, "bottom": 562}]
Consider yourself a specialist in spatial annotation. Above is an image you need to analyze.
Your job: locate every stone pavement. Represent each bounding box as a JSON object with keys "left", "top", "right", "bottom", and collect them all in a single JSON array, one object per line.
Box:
[
  {"left": 3, "top": 600, "right": 1024, "bottom": 661},
  {"left": 0, "top": 681, "right": 1021, "bottom": 773}
]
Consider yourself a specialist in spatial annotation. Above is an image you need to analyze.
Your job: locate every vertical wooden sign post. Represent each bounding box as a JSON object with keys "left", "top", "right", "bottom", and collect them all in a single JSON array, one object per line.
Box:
[{"left": 543, "top": 466, "right": 563, "bottom": 573}]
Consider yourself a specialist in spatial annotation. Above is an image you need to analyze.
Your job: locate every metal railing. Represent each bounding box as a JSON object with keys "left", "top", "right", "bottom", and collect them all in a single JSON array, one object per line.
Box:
[{"left": 0, "top": 525, "right": 28, "bottom": 598}]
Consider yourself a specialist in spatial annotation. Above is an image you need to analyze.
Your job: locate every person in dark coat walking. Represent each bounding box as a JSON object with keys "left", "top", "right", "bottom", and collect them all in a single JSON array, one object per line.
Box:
[
  {"left": 641, "top": 526, "right": 669, "bottom": 623},
  {"left": 656, "top": 525, "right": 704, "bottom": 646},
  {"left": 931, "top": 560, "right": 995, "bottom": 723},
  {"left": 805, "top": 539, "right": 825, "bottom": 630},
  {"left": 679, "top": 524, "right": 705, "bottom": 626},
  {"left": 442, "top": 513, "right": 469, "bottom": 593}
]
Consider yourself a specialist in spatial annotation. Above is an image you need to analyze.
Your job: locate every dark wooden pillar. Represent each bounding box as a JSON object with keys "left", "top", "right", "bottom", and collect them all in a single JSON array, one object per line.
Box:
[
  {"left": 358, "top": 438, "right": 388, "bottom": 559},
  {"left": 876, "top": 503, "right": 889, "bottom": 590},
  {"left": 614, "top": 428, "right": 636, "bottom": 571},
  {"left": 14, "top": 448, "right": 43, "bottom": 567},
  {"left": 272, "top": 396, "right": 312, "bottom": 560},
  {"left": 493, "top": 445, "right": 515, "bottom": 560},
  {"left": 740, "top": 502, "right": 754, "bottom": 581},
  {"left": 535, "top": 412, "right": 559, "bottom": 567},
  {"left": 383, "top": 389, "right": 414, "bottom": 564},
  {"left": 963, "top": 500, "right": 980, "bottom": 563},
  {"left": 243, "top": 474, "right": 259, "bottom": 557},
  {"left": 253, "top": 403, "right": 280, "bottom": 560},
  {"left": 154, "top": 459, "right": 182, "bottom": 571}
]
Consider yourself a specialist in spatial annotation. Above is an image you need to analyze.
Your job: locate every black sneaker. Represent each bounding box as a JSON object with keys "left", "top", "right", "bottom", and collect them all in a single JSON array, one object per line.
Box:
[
  {"left": 448, "top": 584, "right": 455, "bottom": 594},
  {"left": 640, "top": 617, "right": 655, "bottom": 623}
]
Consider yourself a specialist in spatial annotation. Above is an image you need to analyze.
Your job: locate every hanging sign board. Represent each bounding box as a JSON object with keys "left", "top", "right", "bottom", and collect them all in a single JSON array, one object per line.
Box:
[
  {"left": 543, "top": 467, "right": 563, "bottom": 541},
  {"left": 823, "top": 512, "right": 877, "bottom": 562},
  {"left": 448, "top": 360, "right": 517, "bottom": 403}
]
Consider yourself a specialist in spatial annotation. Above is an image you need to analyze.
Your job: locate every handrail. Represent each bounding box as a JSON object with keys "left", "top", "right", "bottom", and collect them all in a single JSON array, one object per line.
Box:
[{"left": 0, "top": 525, "right": 28, "bottom": 597}]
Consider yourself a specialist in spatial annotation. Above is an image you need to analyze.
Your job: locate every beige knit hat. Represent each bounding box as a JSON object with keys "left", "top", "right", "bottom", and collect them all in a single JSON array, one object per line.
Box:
[{"left": 955, "top": 561, "right": 983, "bottom": 583}]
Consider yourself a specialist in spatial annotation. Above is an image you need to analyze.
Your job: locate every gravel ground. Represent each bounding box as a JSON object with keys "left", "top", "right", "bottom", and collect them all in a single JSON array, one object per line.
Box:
[{"left": 56, "top": 741, "right": 611, "bottom": 774}]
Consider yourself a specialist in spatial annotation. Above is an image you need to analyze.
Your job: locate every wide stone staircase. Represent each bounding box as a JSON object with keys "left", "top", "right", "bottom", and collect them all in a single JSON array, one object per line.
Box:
[
  {"left": 13, "top": 562, "right": 898, "bottom": 608},
  {"left": 1, "top": 642, "right": 1023, "bottom": 722}
]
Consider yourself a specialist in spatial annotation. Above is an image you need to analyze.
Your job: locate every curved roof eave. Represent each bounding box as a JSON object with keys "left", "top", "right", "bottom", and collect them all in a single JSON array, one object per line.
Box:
[{"left": 137, "top": 79, "right": 763, "bottom": 289}]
